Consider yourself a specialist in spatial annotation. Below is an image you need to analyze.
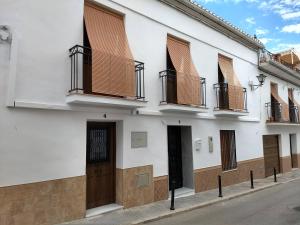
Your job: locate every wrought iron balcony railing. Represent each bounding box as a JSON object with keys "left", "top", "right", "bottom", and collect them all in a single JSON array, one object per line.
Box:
[
  {"left": 213, "top": 83, "right": 247, "bottom": 112},
  {"left": 69, "top": 44, "right": 145, "bottom": 100},
  {"left": 159, "top": 69, "right": 206, "bottom": 107},
  {"left": 265, "top": 102, "right": 282, "bottom": 122},
  {"left": 289, "top": 105, "right": 299, "bottom": 123},
  {"left": 266, "top": 102, "right": 300, "bottom": 123}
]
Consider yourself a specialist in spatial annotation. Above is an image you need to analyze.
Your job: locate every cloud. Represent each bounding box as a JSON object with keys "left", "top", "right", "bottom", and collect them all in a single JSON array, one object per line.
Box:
[
  {"left": 258, "top": 0, "right": 300, "bottom": 20},
  {"left": 270, "top": 43, "right": 300, "bottom": 53},
  {"left": 245, "top": 17, "right": 256, "bottom": 25},
  {"left": 256, "top": 28, "right": 269, "bottom": 35},
  {"left": 195, "top": 0, "right": 258, "bottom": 4},
  {"left": 259, "top": 37, "right": 281, "bottom": 45},
  {"left": 259, "top": 38, "right": 272, "bottom": 44},
  {"left": 282, "top": 24, "right": 300, "bottom": 33},
  {"left": 282, "top": 11, "right": 300, "bottom": 20}
]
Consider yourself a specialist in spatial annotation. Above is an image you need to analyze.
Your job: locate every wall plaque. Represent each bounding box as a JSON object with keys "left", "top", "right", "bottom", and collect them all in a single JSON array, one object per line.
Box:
[{"left": 131, "top": 132, "right": 147, "bottom": 148}]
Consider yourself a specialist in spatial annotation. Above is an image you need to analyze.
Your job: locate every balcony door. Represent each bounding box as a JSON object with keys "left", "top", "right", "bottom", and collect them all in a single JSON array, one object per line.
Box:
[
  {"left": 86, "top": 122, "right": 116, "bottom": 209},
  {"left": 218, "top": 65, "right": 229, "bottom": 109},
  {"left": 166, "top": 49, "right": 177, "bottom": 104}
]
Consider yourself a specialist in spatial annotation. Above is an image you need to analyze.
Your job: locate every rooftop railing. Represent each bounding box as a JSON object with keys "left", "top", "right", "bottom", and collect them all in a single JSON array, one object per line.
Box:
[{"left": 259, "top": 49, "right": 300, "bottom": 73}]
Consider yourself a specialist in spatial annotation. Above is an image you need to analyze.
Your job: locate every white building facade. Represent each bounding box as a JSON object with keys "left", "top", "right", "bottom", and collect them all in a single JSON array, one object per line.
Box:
[{"left": 0, "top": 0, "right": 300, "bottom": 225}]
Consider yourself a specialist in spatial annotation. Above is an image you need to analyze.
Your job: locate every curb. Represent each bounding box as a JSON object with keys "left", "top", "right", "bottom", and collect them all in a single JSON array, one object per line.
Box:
[{"left": 131, "top": 177, "right": 300, "bottom": 225}]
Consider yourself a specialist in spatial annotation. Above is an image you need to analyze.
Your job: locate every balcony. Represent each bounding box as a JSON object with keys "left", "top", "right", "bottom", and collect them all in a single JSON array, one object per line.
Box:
[
  {"left": 259, "top": 49, "right": 300, "bottom": 86},
  {"left": 66, "top": 45, "right": 146, "bottom": 109},
  {"left": 265, "top": 102, "right": 300, "bottom": 126},
  {"left": 158, "top": 69, "right": 207, "bottom": 113},
  {"left": 213, "top": 83, "right": 248, "bottom": 117}
]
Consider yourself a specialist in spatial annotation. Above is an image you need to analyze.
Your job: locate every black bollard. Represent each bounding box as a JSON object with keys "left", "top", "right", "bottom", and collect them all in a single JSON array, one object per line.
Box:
[
  {"left": 170, "top": 180, "right": 175, "bottom": 210},
  {"left": 218, "top": 175, "right": 223, "bottom": 197},
  {"left": 273, "top": 168, "right": 277, "bottom": 183},
  {"left": 250, "top": 170, "right": 254, "bottom": 189}
]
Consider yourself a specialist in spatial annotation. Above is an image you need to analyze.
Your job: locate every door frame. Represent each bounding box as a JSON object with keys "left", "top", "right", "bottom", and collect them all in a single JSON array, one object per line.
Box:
[{"left": 86, "top": 121, "right": 116, "bottom": 209}]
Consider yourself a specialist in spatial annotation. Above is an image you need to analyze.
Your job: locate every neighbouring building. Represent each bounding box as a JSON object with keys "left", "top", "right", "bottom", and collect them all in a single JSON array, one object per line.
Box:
[{"left": 1, "top": 0, "right": 300, "bottom": 225}]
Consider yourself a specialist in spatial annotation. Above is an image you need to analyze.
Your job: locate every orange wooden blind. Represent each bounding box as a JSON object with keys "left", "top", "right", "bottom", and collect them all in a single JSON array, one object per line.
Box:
[
  {"left": 218, "top": 54, "right": 244, "bottom": 111},
  {"left": 271, "top": 83, "right": 289, "bottom": 121},
  {"left": 84, "top": 2, "right": 135, "bottom": 97},
  {"left": 167, "top": 36, "right": 201, "bottom": 106}
]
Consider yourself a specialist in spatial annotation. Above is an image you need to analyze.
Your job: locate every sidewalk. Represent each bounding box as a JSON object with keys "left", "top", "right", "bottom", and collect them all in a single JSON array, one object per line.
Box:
[{"left": 62, "top": 169, "right": 300, "bottom": 225}]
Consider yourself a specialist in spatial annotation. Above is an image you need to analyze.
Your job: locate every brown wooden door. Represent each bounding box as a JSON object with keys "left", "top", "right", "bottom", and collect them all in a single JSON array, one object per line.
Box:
[
  {"left": 263, "top": 135, "right": 280, "bottom": 177},
  {"left": 86, "top": 122, "right": 116, "bottom": 209}
]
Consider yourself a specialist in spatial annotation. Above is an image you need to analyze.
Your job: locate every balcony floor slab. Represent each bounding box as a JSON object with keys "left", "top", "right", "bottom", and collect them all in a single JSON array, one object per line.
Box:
[
  {"left": 266, "top": 122, "right": 300, "bottom": 126},
  {"left": 213, "top": 110, "right": 248, "bottom": 117},
  {"left": 158, "top": 103, "right": 208, "bottom": 113},
  {"left": 66, "top": 93, "right": 147, "bottom": 109}
]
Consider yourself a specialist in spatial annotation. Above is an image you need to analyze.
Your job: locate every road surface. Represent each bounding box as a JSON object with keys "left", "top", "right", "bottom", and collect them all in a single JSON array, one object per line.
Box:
[{"left": 147, "top": 179, "right": 300, "bottom": 225}]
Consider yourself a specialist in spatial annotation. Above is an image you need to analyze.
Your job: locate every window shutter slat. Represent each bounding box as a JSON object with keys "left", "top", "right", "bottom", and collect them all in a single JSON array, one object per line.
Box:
[
  {"left": 84, "top": 3, "right": 135, "bottom": 97},
  {"left": 167, "top": 36, "right": 201, "bottom": 106}
]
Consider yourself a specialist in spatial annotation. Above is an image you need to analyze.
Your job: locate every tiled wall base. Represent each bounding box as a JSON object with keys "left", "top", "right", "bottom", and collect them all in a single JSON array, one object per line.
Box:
[
  {"left": 116, "top": 165, "right": 154, "bottom": 208},
  {"left": 281, "top": 156, "right": 292, "bottom": 173},
  {"left": 154, "top": 176, "right": 169, "bottom": 201},
  {"left": 291, "top": 154, "right": 300, "bottom": 168},
  {"left": 0, "top": 176, "right": 85, "bottom": 225},
  {"left": 194, "top": 158, "right": 265, "bottom": 192}
]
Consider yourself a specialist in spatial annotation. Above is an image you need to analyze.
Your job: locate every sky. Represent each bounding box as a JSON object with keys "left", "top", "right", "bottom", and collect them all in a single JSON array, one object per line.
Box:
[{"left": 194, "top": 0, "right": 300, "bottom": 53}]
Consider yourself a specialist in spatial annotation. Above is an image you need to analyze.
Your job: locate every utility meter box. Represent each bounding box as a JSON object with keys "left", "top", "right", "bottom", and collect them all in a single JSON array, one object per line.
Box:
[{"left": 195, "top": 139, "right": 202, "bottom": 151}]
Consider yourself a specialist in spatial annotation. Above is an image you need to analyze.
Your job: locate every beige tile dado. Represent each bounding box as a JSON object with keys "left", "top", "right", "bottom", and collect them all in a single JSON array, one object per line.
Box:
[{"left": 0, "top": 176, "right": 85, "bottom": 225}]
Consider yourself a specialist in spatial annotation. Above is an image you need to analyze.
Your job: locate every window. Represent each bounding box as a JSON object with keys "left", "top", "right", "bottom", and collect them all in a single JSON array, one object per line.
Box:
[
  {"left": 220, "top": 130, "right": 237, "bottom": 171},
  {"left": 87, "top": 127, "right": 109, "bottom": 163}
]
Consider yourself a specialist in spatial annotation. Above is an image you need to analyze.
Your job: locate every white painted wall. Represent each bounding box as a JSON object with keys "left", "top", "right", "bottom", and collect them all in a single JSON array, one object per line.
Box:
[{"left": 0, "top": 0, "right": 299, "bottom": 188}]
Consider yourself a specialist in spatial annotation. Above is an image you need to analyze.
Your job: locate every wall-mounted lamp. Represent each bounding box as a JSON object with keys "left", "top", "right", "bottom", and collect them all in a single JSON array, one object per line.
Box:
[
  {"left": 249, "top": 74, "right": 267, "bottom": 91},
  {"left": 0, "top": 26, "right": 11, "bottom": 43}
]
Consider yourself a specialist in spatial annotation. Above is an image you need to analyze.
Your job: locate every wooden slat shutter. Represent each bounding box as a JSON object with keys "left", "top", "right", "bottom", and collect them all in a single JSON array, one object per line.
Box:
[
  {"left": 218, "top": 54, "right": 244, "bottom": 111},
  {"left": 167, "top": 36, "right": 201, "bottom": 106},
  {"left": 84, "top": 2, "right": 135, "bottom": 97},
  {"left": 271, "top": 83, "right": 289, "bottom": 121}
]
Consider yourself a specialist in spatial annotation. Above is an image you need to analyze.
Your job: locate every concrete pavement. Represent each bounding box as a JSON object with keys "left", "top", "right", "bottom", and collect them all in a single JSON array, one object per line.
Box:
[{"left": 61, "top": 169, "right": 300, "bottom": 225}]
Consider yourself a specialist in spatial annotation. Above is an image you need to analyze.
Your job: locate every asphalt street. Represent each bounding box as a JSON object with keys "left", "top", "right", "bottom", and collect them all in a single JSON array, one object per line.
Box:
[{"left": 147, "top": 179, "right": 300, "bottom": 225}]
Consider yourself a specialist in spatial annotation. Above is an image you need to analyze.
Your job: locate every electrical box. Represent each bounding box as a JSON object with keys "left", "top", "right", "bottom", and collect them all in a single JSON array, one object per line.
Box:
[
  {"left": 208, "top": 136, "right": 213, "bottom": 153},
  {"left": 195, "top": 139, "right": 202, "bottom": 151}
]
